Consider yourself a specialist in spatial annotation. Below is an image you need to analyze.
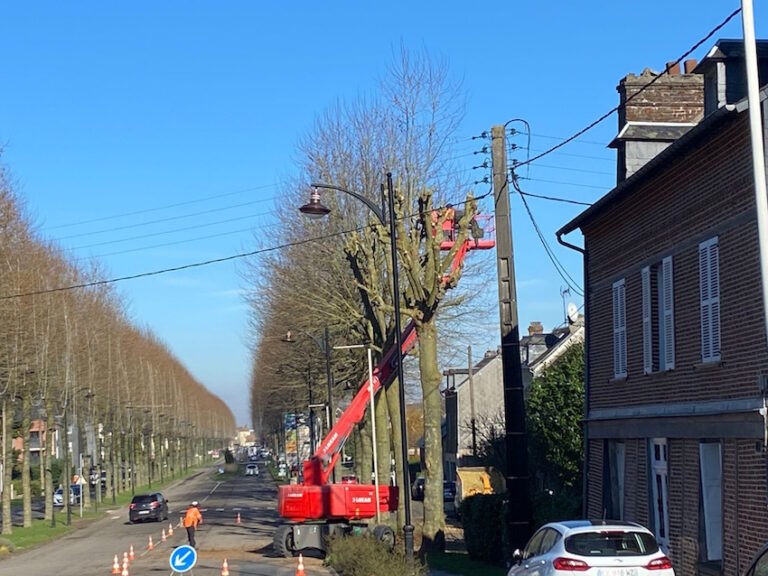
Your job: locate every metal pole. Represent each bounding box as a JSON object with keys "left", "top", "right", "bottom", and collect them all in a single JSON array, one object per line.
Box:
[
  {"left": 491, "top": 125, "right": 531, "bottom": 549},
  {"left": 741, "top": 0, "right": 768, "bottom": 352},
  {"left": 324, "top": 327, "right": 336, "bottom": 483},
  {"left": 64, "top": 407, "right": 71, "bottom": 526},
  {"left": 307, "top": 365, "right": 316, "bottom": 455},
  {"left": 368, "top": 347, "right": 381, "bottom": 523},
  {"left": 468, "top": 345, "right": 477, "bottom": 458},
  {"left": 386, "top": 172, "right": 414, "bottom": 557}
]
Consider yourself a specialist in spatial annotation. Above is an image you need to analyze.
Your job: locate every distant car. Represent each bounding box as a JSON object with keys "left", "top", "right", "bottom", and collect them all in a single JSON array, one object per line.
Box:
[
  {"left": 507, "top": 520, "right": 673, "bottom": 576},
  {"left": 443, "top": 481, "right": 456, "bottom": 515},
  {"left": 245, "top": 463, "right": 259, "bottom": 476},
  {"left": 411, "top": 477, "right": 425, "bottom": 501},
  {"left": 129, "top": 493, "right": 169, "bottom": 523},
  {"left": 53, "top": 485, "right": 82, "bottom": 506}
]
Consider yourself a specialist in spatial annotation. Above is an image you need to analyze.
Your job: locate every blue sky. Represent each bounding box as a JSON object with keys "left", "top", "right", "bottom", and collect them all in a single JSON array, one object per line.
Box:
[{"left": 0, "top": 2, "right": 761, "bottom": 426}]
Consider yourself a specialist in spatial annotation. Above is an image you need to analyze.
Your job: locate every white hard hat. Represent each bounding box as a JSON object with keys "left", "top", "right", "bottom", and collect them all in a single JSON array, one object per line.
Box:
[{"left": 191, "top": 501, "right": 199, "bottom": 506}]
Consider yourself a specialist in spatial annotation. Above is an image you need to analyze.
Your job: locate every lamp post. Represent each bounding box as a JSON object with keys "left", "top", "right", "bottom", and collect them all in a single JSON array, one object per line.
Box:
[{"left": 299, "top": 172, "right": 414, "bottom": 557}]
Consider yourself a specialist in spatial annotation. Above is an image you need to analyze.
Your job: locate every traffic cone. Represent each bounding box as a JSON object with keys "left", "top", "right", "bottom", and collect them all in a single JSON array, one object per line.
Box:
[
  {"left": 236, "top": 512, "right": 241, "bottom": 525},
  {"left": 168, "top": 522, "right": 174, "bottom": 536},
  {"left": 179, "top": 515, "right": 184, "bottom": 527},
  {"left": 111, "top": 555, "right": 120, "bottom": 574},
  {"left": 121, "top": 559, "right": 129, "bottom": 576},
  {"left": 162, "top": 528, "right": 167, "bottom": 542},
  {"left": 129, "top": 545, "right": 135, "bottom": 561},
  {"left": 147, "top": 535, "right": 154, "bottom": 551},
  {"left": 295, "top": 553, "right": 306, "bottom": 576},
  {"left": 221, "top": 558, "right": 230, "bottom": 576},
  {"left": 122, "top": 552, "right": 129, "bottom": 566}
]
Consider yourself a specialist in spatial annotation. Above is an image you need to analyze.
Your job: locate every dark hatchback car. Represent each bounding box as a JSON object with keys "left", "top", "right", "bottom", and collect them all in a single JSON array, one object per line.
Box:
[{"left": 129, "top": 492, "right": 169, "bottom": 523}]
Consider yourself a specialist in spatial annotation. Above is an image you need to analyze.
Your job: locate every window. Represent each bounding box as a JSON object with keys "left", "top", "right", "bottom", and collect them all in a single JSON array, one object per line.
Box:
[
  {"left": 523, "top": 528, "right": 547, "bottom": 560},
  {"left": 699, "top": 442, "right": 723, "bottom": 561},
  {"left": 641, "top": 257, "right": 675, "bottom": 373},
  {"left": 539, "top": 528, "right": 561, "bottom": 556},
  {"left": 613, "top": 279, "right": 627, "bottom": 378},
  {"left": 699, "top": 237, "right": 721, "bottom": 362},
  {"left": 650, "top": 438, "right": 669, "bottom": 551},
  {"left": 603, "top": 441, "right": 625, "bottom": 520}
]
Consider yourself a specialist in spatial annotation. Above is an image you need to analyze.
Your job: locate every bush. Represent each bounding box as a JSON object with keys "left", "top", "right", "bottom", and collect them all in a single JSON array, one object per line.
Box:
[
  {"left": 325, "top": 535, "right": 425, "bottom": 576},
  {"left": 531, "top": 488, "right": 581, "bottom": 528},
  {"left": 460, "top": 494, "right": 508, "bottom": 565}
]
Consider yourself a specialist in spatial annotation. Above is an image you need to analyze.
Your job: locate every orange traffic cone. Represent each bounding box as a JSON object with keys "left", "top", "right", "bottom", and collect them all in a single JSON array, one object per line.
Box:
[
  {"left": 129, "top": 545, "right": 135, "bottom": 561},
  {"left": 296, "top": 553, "right": 306, "bottom": 576},
  {"left": 179, "top": 515, "right": 184, "bottom": 527},
  {"left": 121, "top": 559, "right": 129, "bottom": 576},
  {"left": 168, "top": 522, "right": 174, "bottom": 536},
  {"left": 221, "top": 558, "right": 230, "bottom": 576},
  {"left": 122, "top": 552, "right": 129, "bottom": 567},
  {"left": 162, "top": 528, "right": 167, "bottom": 542},
  {"left": 147, "top": 535, "right": 154, "bottom": 551},
  {"left": 236, "top": 512, "right": 241, "bottom": 525},
  {"left": 111, "top": 554, "right": 120, "bottom": 574}
]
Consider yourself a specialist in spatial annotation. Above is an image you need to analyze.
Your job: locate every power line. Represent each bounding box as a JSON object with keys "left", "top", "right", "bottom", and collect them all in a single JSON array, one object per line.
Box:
[
  {"left": 3, "top": 191, "right": 493, "bottom": 300},
  {"left": 518, "top": 176, "right": 607, "bottom": 191},
  {"left": 515, "top": 7, "right": 742, "bottom": 169},
  {"left": 511, "top": 176, "right": 584, "bottom": 296},
  {"left": 516, "top": 191, "right": 593, "bottom": 207},
  {"left": 515, "top": 162, "right": 613, "bottom": 177},
  {"left": 43, "top": 182, "right": 280, "bottom": 231}
]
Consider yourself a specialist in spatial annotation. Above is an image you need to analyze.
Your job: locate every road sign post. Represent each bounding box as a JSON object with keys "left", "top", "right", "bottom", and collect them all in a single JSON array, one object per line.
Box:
[{"left": 169, "top": 544, "right": 197, "bottom": 574}]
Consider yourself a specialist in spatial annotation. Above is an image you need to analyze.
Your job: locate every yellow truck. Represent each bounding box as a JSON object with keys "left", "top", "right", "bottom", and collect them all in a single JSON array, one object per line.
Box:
[{"left": 453, "top": 466, "right": 505, "bottom": 516}]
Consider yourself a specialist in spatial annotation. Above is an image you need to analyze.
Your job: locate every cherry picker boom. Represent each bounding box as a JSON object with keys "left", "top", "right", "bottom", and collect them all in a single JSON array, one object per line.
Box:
[{"left": 274, "top": 214, "right": 495, "bottom": 556}]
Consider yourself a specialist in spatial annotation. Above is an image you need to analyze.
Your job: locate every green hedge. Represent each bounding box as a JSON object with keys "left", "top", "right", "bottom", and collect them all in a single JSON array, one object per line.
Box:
[
  {"left": 460, "top": 494, "right": 508, "bottom": 565},
  {"left": 325, "top": 535, "right": 425, "bottom": 576}
]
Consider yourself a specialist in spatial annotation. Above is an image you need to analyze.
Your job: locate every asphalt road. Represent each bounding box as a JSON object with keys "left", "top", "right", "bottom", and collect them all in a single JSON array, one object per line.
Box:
[{"left": 0, "top": 465, "right": 331, "bottom": 576}]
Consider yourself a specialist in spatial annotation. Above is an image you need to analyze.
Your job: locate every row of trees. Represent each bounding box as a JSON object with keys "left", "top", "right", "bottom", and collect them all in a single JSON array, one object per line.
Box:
[
  {"left": 246, "top": 48, "right": 493, "bottom": 551},
  {"left": 0, "top": 159, "right": 235, "bottom": 534}
]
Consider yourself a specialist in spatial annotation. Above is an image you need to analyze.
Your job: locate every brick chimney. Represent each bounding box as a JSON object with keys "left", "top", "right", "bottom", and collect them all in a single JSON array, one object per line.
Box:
[
  {"left": 610, "top": 61, "right": 704, "bottom": 184},
  {"left": 528, "top": 321, "right": 543, "bottom": 336}
]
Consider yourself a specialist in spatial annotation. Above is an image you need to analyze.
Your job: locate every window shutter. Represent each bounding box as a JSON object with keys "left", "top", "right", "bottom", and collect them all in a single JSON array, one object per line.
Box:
[
  {"left": 662, "top": 257, "right": 675, "bottom": 370},
  {"left": 709, "top": 242, "right": 721, "bottom": 358},
  {"left": 613, "top": 279, "right": 627, "bottom": 378},
  {"left": 641, "top": 267, "right": 652, "bottom": 374},
  {"left": 699, "top": 238, "right": 720, "bottom": 362},
  {"left": 700, "top": 241, "right": 712, "bottom": 361}
]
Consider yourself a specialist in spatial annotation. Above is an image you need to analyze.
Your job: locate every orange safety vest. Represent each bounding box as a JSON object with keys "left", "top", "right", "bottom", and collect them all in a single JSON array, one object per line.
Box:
[{"left": 183, "top": 506, "right": 202, "bottom": 529}]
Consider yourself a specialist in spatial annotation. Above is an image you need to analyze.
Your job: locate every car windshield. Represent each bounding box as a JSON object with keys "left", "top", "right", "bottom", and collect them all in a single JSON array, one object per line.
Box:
[
  {"left": 132, "top": 495, "right": 156, "bottom": 504},
  {"left": 565, "top": 530, "right": 660, "bottom": 557}
]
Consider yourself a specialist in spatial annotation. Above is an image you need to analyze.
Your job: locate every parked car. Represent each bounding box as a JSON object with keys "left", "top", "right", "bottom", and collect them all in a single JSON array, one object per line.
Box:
[
  {"left": 129, "top": 493, "right": 169, "bottom": 523},
  {"left": 411, "top": 477, "right": 425, "bottom": 501},
  {"left": 53, "top": 484, "right": 82, "bottom": 506},
  {"left": 508, "top": 521, "right": 673, "bottom": 576},
  {"left": 443, "top": 481, "right": 456, "bottom": 515},
  {"left": 745, "top": 541, "right": 768, "bottom": 576},
  {"left": 245, "top": 463, "right": 259, "bottom": 476}
]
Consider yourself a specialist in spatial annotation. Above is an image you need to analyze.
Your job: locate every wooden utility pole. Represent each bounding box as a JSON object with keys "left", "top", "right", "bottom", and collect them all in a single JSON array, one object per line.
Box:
[
  {"left": 468, "top": 345, "right": 477, "bottom": 457},
  {"left": 491, "top": 124, "right": 531, "bottom": 550}
]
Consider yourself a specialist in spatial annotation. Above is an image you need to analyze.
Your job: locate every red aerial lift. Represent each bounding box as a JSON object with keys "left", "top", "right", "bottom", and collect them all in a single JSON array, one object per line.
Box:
[{"left": 274, "top": 213, "right": 495, "bottom": 556}]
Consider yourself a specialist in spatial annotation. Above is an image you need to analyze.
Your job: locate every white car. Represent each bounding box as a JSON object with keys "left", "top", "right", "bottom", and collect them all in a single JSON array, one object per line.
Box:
[
  {"left": 508, "top": 521, "right": 673, "bottom": 576},
  {"left": 245, "top": 463, "right": 259, "bottom": 476}
]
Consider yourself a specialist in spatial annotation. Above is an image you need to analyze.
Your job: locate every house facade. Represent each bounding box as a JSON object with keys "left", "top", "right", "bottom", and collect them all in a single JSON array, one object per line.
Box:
[{"left": 557, "top": 41, "right": 768, "bottom": 576}]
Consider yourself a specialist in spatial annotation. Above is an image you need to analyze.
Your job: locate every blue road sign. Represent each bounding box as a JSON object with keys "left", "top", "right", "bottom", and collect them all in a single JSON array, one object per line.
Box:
[{"left": 169, "top": 545, "right": 197, "bottom": 573}]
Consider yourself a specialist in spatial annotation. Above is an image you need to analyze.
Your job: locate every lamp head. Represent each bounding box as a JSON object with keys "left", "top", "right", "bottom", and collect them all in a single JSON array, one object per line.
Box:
[{"left": 299, "top": 188, "right": 331, "bottom": 219}]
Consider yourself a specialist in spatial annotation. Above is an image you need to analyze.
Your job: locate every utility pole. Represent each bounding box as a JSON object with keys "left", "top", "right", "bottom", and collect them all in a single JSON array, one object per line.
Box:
[
  {"left": 491, "top": 124, "right": 531, "bottom": 550},
  {"left": 468, "top": 345, "right": 477, "bottom": 458}
]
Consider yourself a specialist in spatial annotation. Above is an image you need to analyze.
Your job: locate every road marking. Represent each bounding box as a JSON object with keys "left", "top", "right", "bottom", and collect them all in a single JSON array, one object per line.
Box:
[
  {"left": 232, "top": 507, "right": 242, "bottom": 511},
  {"left": 109, "top": 515, "right": 121, "bottom": 519},
  {"left": 216, "top": 508, "right": 225, "bottom": 511},
  {"left": 200, "top": 481, "right": 221, "bottom": 504}
]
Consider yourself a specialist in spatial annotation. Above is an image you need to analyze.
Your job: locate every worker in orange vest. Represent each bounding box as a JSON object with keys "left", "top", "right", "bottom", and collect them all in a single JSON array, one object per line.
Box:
[{"left": 183, "top": 501, "right": 203, "bottom": 548}]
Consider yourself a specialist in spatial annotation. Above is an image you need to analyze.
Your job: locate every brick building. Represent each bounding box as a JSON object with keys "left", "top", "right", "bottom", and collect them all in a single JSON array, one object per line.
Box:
[{"left": 557, "top": 40, "right": 768, "bottom": 576}]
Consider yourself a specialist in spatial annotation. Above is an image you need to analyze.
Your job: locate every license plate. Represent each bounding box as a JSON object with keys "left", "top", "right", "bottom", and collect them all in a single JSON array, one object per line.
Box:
[
  {"left": 597, "top": 569, "right": 638, "bottom": 576},
  {"left": 139, "top": 510, "right": 150, "bottom": 515}
]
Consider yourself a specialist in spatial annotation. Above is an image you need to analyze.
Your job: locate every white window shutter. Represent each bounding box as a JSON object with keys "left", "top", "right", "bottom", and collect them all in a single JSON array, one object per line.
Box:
[
  {"left": 709, "top": 242, "right": 721, "bottom": 358},
  {"left": 613, "top": 279, "right": 627, "bottom": 378},
  {"left": 699, "top": 241, "right": 712, "bottom": 361},
  {"left": 641, "top": 267, "right": 652, "bottom": 374},
  {"left": 699, "top": 443, "right": 723, "bottom": 561},
  {"left": 662, "top": 257, "right": 675, "bottom": 370}
]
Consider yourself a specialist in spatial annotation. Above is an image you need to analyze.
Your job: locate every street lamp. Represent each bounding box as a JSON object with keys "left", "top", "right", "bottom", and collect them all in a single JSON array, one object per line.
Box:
[{"left": 299, "top": 172, "right": 414, "bottom": 557}]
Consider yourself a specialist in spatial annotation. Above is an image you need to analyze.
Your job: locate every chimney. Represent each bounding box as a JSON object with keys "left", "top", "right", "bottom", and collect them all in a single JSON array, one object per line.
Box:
[
  {"left": 610, "top": 61, "right": 704, "bottom": 183},
  {"left": 528, "top": 321, "right": 543, "bottom": 336}
]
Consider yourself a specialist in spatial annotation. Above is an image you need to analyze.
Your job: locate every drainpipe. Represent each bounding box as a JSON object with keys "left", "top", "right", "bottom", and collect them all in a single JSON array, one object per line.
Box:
[{"left": 556, "top": 231, "right": 590, "bottom": 516}]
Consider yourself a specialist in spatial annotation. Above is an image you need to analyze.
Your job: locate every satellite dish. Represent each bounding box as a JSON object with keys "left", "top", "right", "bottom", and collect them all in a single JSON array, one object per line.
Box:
[{"left": 567, "top": 302, "right": 579, "bottom": 325}]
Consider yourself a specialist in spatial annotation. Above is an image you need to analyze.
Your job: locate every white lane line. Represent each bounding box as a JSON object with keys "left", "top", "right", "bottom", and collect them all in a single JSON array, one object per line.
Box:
[
  {"left": 215, "top": 508, "right": 225, "bottom": 511},
  {"left": 232, "top": 507, "right": 242, "bottom": 511},
  {"left": 201, "top": 481, "right": 221, "bottom": 503},
  {"left": 109, "top": 515, "right": 121, "bottom": 519}
]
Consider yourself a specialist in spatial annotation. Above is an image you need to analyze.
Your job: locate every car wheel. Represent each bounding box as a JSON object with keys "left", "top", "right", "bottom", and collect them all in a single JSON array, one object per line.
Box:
[{"left": 372, "top": 524, "right": 395, "bottom": 551}]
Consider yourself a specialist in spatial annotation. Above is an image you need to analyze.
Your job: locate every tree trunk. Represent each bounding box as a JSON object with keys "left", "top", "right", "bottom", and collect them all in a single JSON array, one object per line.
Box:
[
  {"left": 373, "top": 392, "right": 393, "bottom": 525},
  {"left": 417, "top": 319, "right": 445, "bottom": 553},
  {"left": 359, "top": 414, "right": 373, "bottom": 485},
  {"left": 44, "top": 396, "right": 54, "bottom": 522},
  {"left": 2, "top": 400, "right": 12, "bottom": 535},
  {"left": 82, "top": 455, "right": 91, "bottom": 510},
  {"left": 22, "top": 390, "right": 32, "bottom": 527},
  {"left": 384, "top": 380, "right": 406, "bottom": 529}
]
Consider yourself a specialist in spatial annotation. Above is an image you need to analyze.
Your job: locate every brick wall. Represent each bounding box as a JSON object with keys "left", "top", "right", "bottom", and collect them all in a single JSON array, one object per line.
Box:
[{"left": 583, "top": 113, "right": 768, "bottom": 410}]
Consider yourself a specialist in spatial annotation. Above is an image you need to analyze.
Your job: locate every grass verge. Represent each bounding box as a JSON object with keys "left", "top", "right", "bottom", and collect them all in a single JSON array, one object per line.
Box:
[{"left": 426, "top": 551, "right": 507, "bottom": 576}]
